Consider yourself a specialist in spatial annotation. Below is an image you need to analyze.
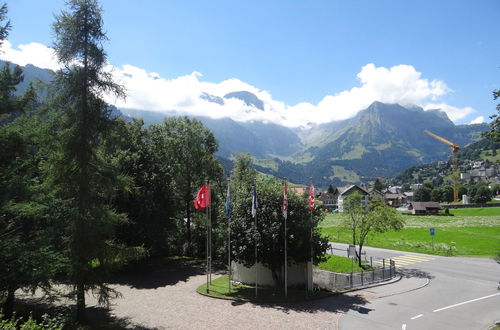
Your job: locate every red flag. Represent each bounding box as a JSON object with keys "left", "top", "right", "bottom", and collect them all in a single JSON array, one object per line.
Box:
[
  {"left": 282, "top": 181, "right": 288, "bottom": 220},
  {"left": 194, "top": 184, "right": 211, "bottom": 210},
  {"left": 309, "top": 183, "right": 315, "bottom": 211}
]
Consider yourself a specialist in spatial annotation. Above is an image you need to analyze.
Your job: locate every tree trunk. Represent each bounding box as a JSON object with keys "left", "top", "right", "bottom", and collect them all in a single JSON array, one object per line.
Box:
[
  {"left": 271, "top": 268, "right": 282, "bottom": 290},
  {"left": 357, "top": 244, "right": 364, "bottom": 267},
  {"left": 76, "top": 282, "right": 86, "bottom": 324},
  {"left": 2, "top": 286, "right": 16, "bottom": 319}
]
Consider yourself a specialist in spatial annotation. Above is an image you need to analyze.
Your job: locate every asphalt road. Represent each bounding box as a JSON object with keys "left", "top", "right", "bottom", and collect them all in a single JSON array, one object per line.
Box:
[{"left": 329, "top": 243, "right": 500, "bottom": 330}]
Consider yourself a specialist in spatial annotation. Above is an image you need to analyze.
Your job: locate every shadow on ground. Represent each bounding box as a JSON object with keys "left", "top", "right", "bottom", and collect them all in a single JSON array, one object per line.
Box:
[
  {"left": 398, "top": 268, "right": 434, "bottom": 279},
  {"left": 110, "top": 257, "right": 207, "bottom": 290},
  {"left": 13, "top": 297, "right": 150, "bottom": 330},
  {"left": 224, "top": 292, "right": 371, "bottom": 315}
]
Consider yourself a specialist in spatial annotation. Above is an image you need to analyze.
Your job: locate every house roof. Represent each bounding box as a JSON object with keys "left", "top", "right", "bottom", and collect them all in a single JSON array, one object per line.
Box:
[
  {"left": 410, "top": 202, "right": 441, "bottom": 211},
  {"left": 318, "top": 192, "right": 335, "bottom": 200},
  {"left": 384, "top": 193, "right": 405, "bottom": 199},
  {"left": 337, "top": 185, "right": 369, "bottom": 196}
]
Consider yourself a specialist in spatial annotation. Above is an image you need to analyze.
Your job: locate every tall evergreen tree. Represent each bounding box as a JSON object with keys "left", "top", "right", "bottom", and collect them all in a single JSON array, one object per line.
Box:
[
  {"left": 50, "top": 0, "right": 142, "bottom": 322},
  {"left": 0, "top": 3, "right": 11, "bottom": 46}
]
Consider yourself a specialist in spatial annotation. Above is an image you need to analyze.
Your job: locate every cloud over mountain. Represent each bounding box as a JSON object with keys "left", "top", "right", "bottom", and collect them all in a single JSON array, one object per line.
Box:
[{"left": 1, "top": 41, "right": 478, "bottom": 127}]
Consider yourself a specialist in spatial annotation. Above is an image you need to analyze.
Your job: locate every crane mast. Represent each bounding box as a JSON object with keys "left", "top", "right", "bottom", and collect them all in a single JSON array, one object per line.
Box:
[{"left": 423, "top": 130, "right": 461, "bottom": 203}]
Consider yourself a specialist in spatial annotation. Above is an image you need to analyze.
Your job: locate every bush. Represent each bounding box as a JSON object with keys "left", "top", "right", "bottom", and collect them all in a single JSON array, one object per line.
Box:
[{"left": 0, "top": 313, "right": 64, "bottom": 329}]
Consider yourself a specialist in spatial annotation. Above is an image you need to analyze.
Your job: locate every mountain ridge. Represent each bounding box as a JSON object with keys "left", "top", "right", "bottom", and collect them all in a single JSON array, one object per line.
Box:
[{"left": 1, "top": 60, "right": 490, "bottom": 186}]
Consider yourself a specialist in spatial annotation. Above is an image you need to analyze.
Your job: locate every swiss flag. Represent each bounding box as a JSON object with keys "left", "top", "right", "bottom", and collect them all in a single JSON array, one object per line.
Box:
[{"left": 194, "top": 184, "right": 211, "bottom": 211}]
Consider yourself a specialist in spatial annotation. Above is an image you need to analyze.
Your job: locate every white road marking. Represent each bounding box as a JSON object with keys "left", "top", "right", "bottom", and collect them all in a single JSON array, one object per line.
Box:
[
  {"left": 402, "top": 324, "right": 406, "bottom": 330},
  {"left": 411, "top": 314, "right": 423, "bottom": 320},
  {"left": 433, "top": 292, "right": 500, "bottom": 312},
  {"left": 373, "top": 254, "right": 435, "bottom": 267}
]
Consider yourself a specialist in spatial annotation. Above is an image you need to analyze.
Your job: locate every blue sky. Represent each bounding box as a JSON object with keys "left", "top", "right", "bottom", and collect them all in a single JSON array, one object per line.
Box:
[{"left": 2, "top": 0, "right": 499, "bottom": 127}]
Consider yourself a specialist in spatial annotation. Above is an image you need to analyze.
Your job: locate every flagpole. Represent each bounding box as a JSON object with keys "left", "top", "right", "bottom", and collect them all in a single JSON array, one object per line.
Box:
[
  {"left": 310, "top": 178, "right": 314, "bottom": 293},
  {"left": 209, "top": 182, "right": 212, "bottom": 285},
  {"left": 284, "top": 178, "right": 288, "bottom": 297},
  {"left": 206, "top": 186, "right": 209, "bottom": 293},
  {"left": 227, "top": 181, "right": 231, "bottom": 293},
  {"left": 253, "top": 180, "right": 258, "bottom": 297}
]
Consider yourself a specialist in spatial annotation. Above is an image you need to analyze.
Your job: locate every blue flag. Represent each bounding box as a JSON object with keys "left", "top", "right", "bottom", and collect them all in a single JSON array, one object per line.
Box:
[
  {"left": 252, "top": 182, "right": 258, "bottom": 218},
  {"left": 225, "top": 184, "right": 230, "bottom": 218}
]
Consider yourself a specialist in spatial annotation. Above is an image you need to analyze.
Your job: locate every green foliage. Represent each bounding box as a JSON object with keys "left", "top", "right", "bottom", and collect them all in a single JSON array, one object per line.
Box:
[
  {"left": 485, "top": 89, "right": 500, "bottom": 143},
  {"left": 327, "top": 184, "right": 335, "bottom": 193},
  {"left": 0, "top": 313, "right": 64, "bottom": 330},
  {"left": 229, "top": 157, "right": 328, "bottom": 288},
  {"left": 342, "top": 192, "right": 405, "bottom": 266},
  {"left": 197, "top": 275, "right": 333, "bottom": 302},
  {"left": 49, "top": 0, "right": 144, "bottom": 322},
  {"left": 0, "top": 3, "right": 11, "bottom": 45},
  {"left": 148, "top": 116, "right": 222, "bottom": 255},
  {"left": 316, "top": 255, "right": 366, "bottom": 273},
  {"left": 0, "top": 41, "right": 65, "bottom": 318},
  {"left": 414, "top": 186, "right": 432, "bottom": 202},
  {"left": 373, "top": 178, "right": 385, "bottom": 192},
  {"left": 472, "top": 186, "right": 492, "bottom": 204}
]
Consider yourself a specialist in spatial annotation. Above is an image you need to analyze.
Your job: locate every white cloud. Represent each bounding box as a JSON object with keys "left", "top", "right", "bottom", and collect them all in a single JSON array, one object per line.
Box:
[
  {"left": 1, "top": 41, "right": 479, "bottom": 128},
  {"left": 424, "top": 103, "right": 475, "bottom": 122},
  {"left": 469, "top": 116, "right": 485, "bottom": 124},
  {"left": 0, "top": 40, "right": 60, "bottom": 71}
]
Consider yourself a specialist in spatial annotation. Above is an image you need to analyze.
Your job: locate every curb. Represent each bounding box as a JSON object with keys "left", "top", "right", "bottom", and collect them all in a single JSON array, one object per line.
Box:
[
  {"left": 336, "top": 274, "right": 403, "bottom": 294},
  {"left": 377, "top": 277, "right": 431, "bottom": 298},
  {"left": 196, "top": 282, "right": 338, "bottom": 304}
]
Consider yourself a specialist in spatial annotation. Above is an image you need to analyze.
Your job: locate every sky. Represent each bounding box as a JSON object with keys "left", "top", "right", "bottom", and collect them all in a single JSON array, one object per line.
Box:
[{"left": 1, "top": 0, "right": 499, "bottom": 128}]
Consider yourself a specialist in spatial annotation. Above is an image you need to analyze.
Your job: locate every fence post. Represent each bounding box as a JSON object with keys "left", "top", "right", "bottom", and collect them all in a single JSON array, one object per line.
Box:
[
  {"left": 350, "top": 272, "right": 353, "bottom": 288},
  {"left": 361, "top": 269, "right": 364, "bottom": 286},
  {"left": 382, "top": 259, "right": 385, "bottom": 281}
]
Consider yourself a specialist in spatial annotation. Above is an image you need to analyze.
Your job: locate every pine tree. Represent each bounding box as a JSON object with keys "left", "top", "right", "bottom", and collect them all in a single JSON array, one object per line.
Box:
[
  {"left": 0, "top": 3, "right": 11, "bottom": 46},
  {"left": 51, "top": 0, "right": 142, "bottom": 322}
]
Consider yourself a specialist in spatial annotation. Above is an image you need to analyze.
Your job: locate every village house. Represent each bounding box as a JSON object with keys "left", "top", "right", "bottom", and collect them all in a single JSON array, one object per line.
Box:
[
  {"left": 409, "top": 202, "right": 441, "bottom": 215},
  {"left": 384, "top": 192, "right": 407, "bottom": 207},
  {"left": 317, "top": 192, "right": 337, "bottom": 210},
  {"left": 336, "top": 185, "right": 370, "bottom": 213}
]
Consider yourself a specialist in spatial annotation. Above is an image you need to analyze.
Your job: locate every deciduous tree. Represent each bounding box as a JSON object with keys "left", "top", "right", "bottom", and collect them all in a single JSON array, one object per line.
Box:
[{"left": 343, "top": 192, "right": 405, "bottom": 267}]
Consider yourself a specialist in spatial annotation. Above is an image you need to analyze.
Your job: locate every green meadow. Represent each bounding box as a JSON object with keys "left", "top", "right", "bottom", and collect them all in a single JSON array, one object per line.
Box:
[{"left": 319, "top": 208, "right": 500, "bottom": 257}]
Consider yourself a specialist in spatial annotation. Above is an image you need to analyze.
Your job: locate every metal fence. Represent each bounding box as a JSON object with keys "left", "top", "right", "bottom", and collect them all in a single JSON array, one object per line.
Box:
[{"left": 313, "top": 259, "right": 396, "bottom": 292}]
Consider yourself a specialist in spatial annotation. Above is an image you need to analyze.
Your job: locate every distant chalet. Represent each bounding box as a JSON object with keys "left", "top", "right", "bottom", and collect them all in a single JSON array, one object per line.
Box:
[
  {"left": 409, "top": 202, "right": 442, "bottom": 215},
  {"left": 318, "top": 185, "right": 369, "bottom": 212}
]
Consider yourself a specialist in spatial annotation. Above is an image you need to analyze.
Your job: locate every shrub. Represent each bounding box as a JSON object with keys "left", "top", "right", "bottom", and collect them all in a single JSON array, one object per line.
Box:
[{"left": 0, "top": 313, "right": 64, "bottom": 329}]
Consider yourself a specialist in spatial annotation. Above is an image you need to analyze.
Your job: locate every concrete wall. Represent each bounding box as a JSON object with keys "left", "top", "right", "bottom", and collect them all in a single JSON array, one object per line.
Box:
[
  {"left": 313, "top": 267, "right": 396, "bottom": 291},
  {"left": 232, "top": 261, "right": 312, "bottom": 288}
]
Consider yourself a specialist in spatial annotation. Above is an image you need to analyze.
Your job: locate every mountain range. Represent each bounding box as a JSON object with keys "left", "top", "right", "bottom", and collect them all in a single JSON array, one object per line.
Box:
[{"left": 3, "top": 60, "right": 490, "bottom": 187}]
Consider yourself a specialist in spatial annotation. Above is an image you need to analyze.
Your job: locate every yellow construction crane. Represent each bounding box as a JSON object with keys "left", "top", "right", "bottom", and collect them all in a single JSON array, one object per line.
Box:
[{"left": 423, "top": 130, "right": 461, "bottom": 202}]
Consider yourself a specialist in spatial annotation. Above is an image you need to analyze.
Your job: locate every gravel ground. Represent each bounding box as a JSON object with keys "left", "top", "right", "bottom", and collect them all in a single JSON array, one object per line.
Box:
[
  {"left": 82, "top": 258, "right": 375, "bottom": 330},
  {"left": 95, "top": 273, "right": 352, "bottom": 329},
  {"left": 17, "top": 259, "right": 379, "bottom": 329}
]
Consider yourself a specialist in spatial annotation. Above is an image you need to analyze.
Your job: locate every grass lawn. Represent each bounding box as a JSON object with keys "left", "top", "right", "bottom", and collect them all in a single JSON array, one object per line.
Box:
[
  {"left": 449, "top": 207, "right": 500, "bottom": 217},
  {"left": 316, "top": 254, "right": 370, "bottom": 273},
  {"left": 320, "top": 211, "right": 500, "bottom": 257},
  {"left": 197, "top": 275, "right": 334, "bottom": 303}
]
